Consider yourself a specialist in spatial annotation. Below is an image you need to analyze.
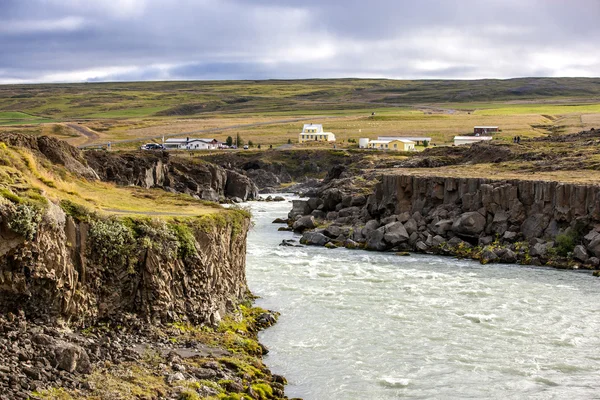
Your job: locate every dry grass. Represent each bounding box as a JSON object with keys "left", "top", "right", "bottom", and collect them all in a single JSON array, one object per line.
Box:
[{"left": 0, "top": 145, "right": 220, "bottom": 217}]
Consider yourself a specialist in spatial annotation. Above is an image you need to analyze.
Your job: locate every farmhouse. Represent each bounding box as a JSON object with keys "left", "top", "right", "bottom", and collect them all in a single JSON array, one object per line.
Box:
[
  {"left": 454, "top": 136, "right": 493, "bottom": 146},
  {"left": 163, "top": 138, "right": 221, "bottom": 150},
  {"left": 474, "top": 126, "right": 499, "bottom": 135},
  {"left": 298, "top": 124, "right": 336, "bottom": 143},
  {"left": 365, "top": 138, "right": 415, "bottom": 151},
  {"left": 377, "top": 136, "right": 431, "bottom": 146}
]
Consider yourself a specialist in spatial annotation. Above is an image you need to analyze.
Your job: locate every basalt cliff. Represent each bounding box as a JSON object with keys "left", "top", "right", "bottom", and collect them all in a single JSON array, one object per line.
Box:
[{"left": 0, "top": 134, "right": 287, "bottom": 400}]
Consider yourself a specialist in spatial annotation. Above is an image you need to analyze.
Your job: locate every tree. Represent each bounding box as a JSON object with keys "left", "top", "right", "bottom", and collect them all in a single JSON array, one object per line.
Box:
[
  {"left": 236, "top": 133, "right": 244, "bottom": 147},
  {"left": 287, "top": 138, "right": 292, "bottom": 144},
  {"left": 226, "top": 136, "right": 233, "bottom": 147},
  {"left": 248, "top": 140, "right": 254, "bottom": 147},
  {"left": 423, "top": 140, "right": 429, "bottom": 148}
]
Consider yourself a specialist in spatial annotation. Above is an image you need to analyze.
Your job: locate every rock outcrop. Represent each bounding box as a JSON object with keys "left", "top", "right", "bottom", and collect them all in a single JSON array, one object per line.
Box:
[
  {"left": 290, "top": 171, "right": 600, "bottom": 270},
  {"left": 85, "top": 151, "right": 259, "bottom": 202},
  {"left": 0, "top": 199, "right": 251, "bottom": 326}
]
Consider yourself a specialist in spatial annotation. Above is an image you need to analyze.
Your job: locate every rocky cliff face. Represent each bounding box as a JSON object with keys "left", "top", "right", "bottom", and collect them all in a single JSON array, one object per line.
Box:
[
  {"left": 290, "top": 171, "right": 600, "bottom": 270},
  {"left": 85, "top": 151, "right": 259, "bottom": 202},
  {"left": 0, "top": 198, "right": 250, "bottom": 326}
]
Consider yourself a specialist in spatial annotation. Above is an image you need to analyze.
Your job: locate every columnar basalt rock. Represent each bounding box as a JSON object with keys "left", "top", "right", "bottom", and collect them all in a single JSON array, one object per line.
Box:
[
  {"left": 293, "top": 172, "right": 600, "bottom": 270},
  {"left": 0, "top": 204, "right": 251, "bottom": 326}
]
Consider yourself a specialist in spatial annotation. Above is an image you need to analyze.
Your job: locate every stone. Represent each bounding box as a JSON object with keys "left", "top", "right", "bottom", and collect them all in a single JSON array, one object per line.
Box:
[
  {"left": 503, "top": 231, "right": 518, "bottom": 242},
  {"left": 435, "top": 219, "right": 454, "bottom": 235},
  {"left": 324, "top": 225, "right": 343, "bottom": 238},
  {"left": 588, "top": 257, "right": 600, "bottom": 267},
  {"left": 272, "top": 218, "right": 288, "bottom": 224},
  {"left": 479, "top": 236, "right": 494, "bottom": 246},
  {"left": 432, "top": 235, "right": 446, "bottom": 247},
  {"left": 383, "top": 222, "right": 410, "bottom": 246},
  {"left": 481, "top": 247, "right": 499, "bottom": 264},
  {"left": 273, "top": 196, "right": 285, "bottom": 202},
  {"left": 584, "top": 230, "right": 600, "bottom": 244},
  {"left": 53, "top": 342, "right": 91, "bottom": 374},
  {"left": 404, "top": 218, "right": 418, "bottom": 235},
  {"left": 381, "top": 215, "right": 398, "bottom": 225},
  {"left": 521, "top": 214, "right": 550, "bottom": 240},
  {"left": 452, "top": 212, "right": 486, "bottom": 237},
  {"left": 397, "top": 212, "right": 411, "bottom": 223},
  {"left": 292, "top": 215, "right": 316, "bottom": 232},
  {"left": 300, "top": 232, "right": 329, "bottom": 246},
  {"left": 496, "top": 248, "right": 517, "bottom": 263},
  {"left": 311, "top": 210, "right": 326, "bottom": 219},
  {"left": 351, "top": 195, "right": 367, "bottom": 207},
  {"left": 167, "top": 372, "right": 186, "bottom": 383},
  {"left": 530, "top": 242, "right": 552, "bottom": 258},
  {"left": 586, "top": 236, "right": 600, "bottom": 258},
  {"left": 361, "top": 220, "right": 380, "bottom": 237},
  {"left": 415, "top": 241, "right": 429, "bottom": 251},
  {"left": 225, "top": 170, "right": 259, "bottom": 201},
  {"left": 338, "top": 207, "right": 360, "bottom": 218},
  {"left": 288, "top": 200, "right": 311, "bottom": 219},
  {"left": 366, "top": 227, "right": 387, "bottom": 251},
  {"left": 324, "top": 242, "right": 338, "bottom": 249},
  {"left": 573, "top": 245, "right": 589, "bottom": 262},
  {"left": 344, "top": 239, "right": 359, "bottom": 249}
]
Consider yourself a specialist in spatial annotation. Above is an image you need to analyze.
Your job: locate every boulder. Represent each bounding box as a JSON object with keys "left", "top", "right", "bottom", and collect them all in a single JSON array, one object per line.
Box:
[
  {"left": 344, "top": 239, "right": 359, "bottom": 249},
  {"left": 481, "top": 247, "right": 499, "bottom": 264},
  {"left": 361, "top": 220, "right": 380, "bottom": 237},
  {"left": 366, "top": 227, "right": 387, "bottom": 251},
  {"left": 322, "top": 188, "right": 343, "bottom": 211},
  {"left": 225, "top": 170, "right": 259, "bottom": 201},
  {"left": 415, "top": 241, "right": 429, "bottom": 251},
  {"left": 573, "top": 245, "right": 589, "bottom": 263},
  {"left": 496, "top": 248, "right": 517, "bottom": 263},
  {"left": 325, "top": 242, "right": 338, "bottom": 249},
  {"left": 503, "top": 231, "right": 518, "bottom": 242},
  {"left": 404, "top": 218, "right": 418, "bottom": 235},
  {"left": 326, "top": 211, "right": 339, "bottom": 220},
  {"left": 586, "top": 236, "right": 600, "bottom": 258},
  {"left": 432, "top": 235, "right": 446, "bottom": 247},
  {"left": 530, "top": 242, "right": 552, "bottom": 258},
  {"left": 311, "top": 210, "right": 326, "bottom": 219},
  {"left": 300, "top": 232, "right": 329, "bottom": 246},
  {"left": 521, "top": 214, "right": 550, "bottom": 240},
  {"left": 292, "top": 215, "right": 316, "bottom": 232},
  {"left": 52, "top": 342, "right": 91, "bottom": 374},
  {"left": 288, "top": 200, "right": 312, "bottom": 219},
  {"left": 452, "top": 212, "right": 486, "bottom": 237},
  {"left": 351, "top": 195, "right": 367, "bottom": 207},
  {"left": 435, "top": 219, "right": 454, "bottom": 235},
  {"left": 324, "top": 224, "right": 343, "bottom": 239},
  {"left": 383, "top": 222, "right": 410, "bottom": 246},
  {"left": 339, "top": 207, "right": 360, "bottom": 218}
]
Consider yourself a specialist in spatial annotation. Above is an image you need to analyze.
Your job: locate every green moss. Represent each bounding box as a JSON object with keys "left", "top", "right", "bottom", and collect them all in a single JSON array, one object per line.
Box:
[
  {"left": 60, "top": 199, "right": 92, "bottom": 221},
  {"left": 251, "top": 383, "right": 273, "bottom": 400},
  {"left": 170, "top": 222, "right": 198, "bottom": 258},
  {"left": 179, "top": 389, "right": 201, "bottom": 400},
  {"left": 31, "top": 387, "right": 75, "bottom": 400},
  {"left": 0, "top": 188, "right": 23, "bottom": 203}
]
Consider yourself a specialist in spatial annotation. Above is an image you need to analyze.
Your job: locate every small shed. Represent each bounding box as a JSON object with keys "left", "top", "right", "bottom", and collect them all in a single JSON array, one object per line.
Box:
[{"left": 474, "top": 126, "right": 498, "bottom": 135}]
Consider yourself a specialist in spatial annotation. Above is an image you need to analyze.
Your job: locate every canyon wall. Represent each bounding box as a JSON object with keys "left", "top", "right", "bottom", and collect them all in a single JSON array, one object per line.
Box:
[{"left": 0, "top": 200, "right": 250, "bottom": 326}]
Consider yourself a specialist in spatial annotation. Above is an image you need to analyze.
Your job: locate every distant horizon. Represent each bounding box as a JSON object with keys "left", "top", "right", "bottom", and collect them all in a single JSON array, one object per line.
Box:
[{"left": 2, "top": 76, "right": 600, "bottom": 86}]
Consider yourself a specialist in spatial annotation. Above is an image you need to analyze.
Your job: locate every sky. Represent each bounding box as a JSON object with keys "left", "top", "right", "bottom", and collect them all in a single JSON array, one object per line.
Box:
[{"left": 0, "top": 0, "right": 599, "bottom": 83}]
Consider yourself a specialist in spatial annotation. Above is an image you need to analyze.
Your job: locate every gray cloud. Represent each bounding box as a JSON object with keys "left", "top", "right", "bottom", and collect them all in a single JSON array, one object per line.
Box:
[{"left": 0, "top": 0, "right": 599, "bottom": 83}]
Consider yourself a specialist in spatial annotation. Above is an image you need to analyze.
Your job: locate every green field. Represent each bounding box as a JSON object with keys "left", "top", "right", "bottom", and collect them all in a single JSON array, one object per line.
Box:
[{"left": 1, "top": 78, "right": 600, "bottom": 148}]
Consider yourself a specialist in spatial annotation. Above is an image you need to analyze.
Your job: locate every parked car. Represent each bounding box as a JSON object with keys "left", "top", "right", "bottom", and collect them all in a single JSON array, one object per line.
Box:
[
  {"left": 243, "top": 145, "right": 249, "bottom": 150},
  {"left": 140, "top": 143, "right": 164, "bottom": 150}
]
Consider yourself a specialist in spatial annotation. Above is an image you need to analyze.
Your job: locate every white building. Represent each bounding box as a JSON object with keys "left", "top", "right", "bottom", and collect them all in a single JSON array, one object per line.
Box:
[
  {"left": 298, "top": 124, "right": 336, "bottom": 143},
  {"left": 377, "top": 136, "right": 431, "bottom": 146},
  {"left": 363, "top": 138, "right": 416, "bottom": 151},
  {"left": 163, "top": 138, "right": 221, "bottom": 150},
  {"left": 454, "top": 136, "right": 493, "bottom": 146}
]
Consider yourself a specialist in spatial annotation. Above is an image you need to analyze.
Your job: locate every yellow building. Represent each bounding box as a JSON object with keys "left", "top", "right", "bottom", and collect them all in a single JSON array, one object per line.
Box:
[
  {"left": 298, "top": 123, "right": 336, "bottom": 143},
  {"left": 367, "top": 139, "right": 415, "bottom": 151}
]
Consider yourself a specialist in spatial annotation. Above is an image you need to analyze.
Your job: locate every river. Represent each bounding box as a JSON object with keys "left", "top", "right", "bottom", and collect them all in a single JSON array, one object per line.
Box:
[{"left": 245, "top": 197, "right": 600, "bottom": 400}]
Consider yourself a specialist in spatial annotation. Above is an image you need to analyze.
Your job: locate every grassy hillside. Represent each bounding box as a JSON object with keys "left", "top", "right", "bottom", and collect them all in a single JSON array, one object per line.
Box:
[{"left": 1, "top": 78, "right": 600, "bottom": 148}]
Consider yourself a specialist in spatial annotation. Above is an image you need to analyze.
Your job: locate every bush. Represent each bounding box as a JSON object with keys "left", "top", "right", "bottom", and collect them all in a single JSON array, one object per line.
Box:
[
  {"left": 423, "top": 140, "right": 429, "bottom": 147},
  {"left": 555, "top": 231, "right": 578, "bottom": 257},
  {"left": 7, "top": 203, "right": 42, "bottom": 240},
  {"left": 88, "top": 219, "right": 137, "bottom": 272}
]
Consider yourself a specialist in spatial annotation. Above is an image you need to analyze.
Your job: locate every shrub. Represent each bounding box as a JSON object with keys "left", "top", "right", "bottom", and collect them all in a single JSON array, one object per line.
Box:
[
  {"left": 423, "top": 140, "right": 429, "bottom": 147},
  {"left": 555, "top": 231, "right": 578, "bottom": 257},
  {"left": 88, "top": 219, "right": 137, "bottom": 272},
  {"left": 7, "top": 203, "right": 42, "bottom": 240}
]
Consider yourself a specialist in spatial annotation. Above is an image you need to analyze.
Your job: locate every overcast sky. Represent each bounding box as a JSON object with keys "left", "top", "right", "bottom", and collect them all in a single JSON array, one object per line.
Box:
[{"left": 1, "top": 0, "right": 599, "bottom": 83}]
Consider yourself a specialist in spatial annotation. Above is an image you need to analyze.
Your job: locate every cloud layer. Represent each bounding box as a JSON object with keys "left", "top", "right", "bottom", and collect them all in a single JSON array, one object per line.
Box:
[{"left": 1, "top": 0, "right": 599, "bottom": 83}]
